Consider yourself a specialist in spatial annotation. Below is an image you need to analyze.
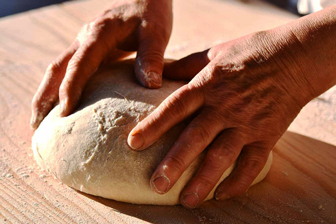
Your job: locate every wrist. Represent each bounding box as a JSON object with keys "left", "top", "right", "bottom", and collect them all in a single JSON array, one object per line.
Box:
[
  {"left": 249, "top": 29, "right": 317, "bottom": 108},
  {"left": 273, "top": 6, "right": 336, "bottom": 101},
  {"left": 270, "top": 27, "right": 318, "bottom": 106}
]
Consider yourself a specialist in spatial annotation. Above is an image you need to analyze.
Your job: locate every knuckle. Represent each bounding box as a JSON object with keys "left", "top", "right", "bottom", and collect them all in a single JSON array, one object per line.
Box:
[
  {"left": 141, "top": 15, "right": 171, "bottom": 39},
  {"left": 227, "top": 160, "right": 263, "bottom": 196},
  {"left": 227, "top": 157, "right": 265, "bottom": 196},
  {"left": 161, "top": 97, "right": 183, "bottom": 118},
  {"left": 77, "top": 20, "right": 107, "bottom": 46},
  {"left": 200, "top": 160, "right": 224, "bottom": 177},
  {"left": 88, "top": 18, "right": 109, "bottom": 34},
  {"left": 176, "top": 138, "right": 199, "bottom": 156},
  {"left": 67, "top": 52, "right": 91, "bottom": 73},
  {"left": 231, "top": 176, "right": 251, "bottom": 195},
  {"left": 91, "top": 17, "right": 116, "bottom": 37},
  {"left": 209, "top": 64, "right": 232, "bottom": 82},
  {"left": 186, "top": 125, "right": 210, "bottom": 146},
  {"left": 166, "top": 155, "right": 187, "bottom": 174},
  {"left": 195, "top": 174, "right": 215, "bottom": 190},
  {"left": 74, "top": 39, "right": 108, "bottom": 67},
  {"left": 162, "top": 86, "right": 189, "bottom": 118},
  {"left": 77, "top": 26, "right": 90, "bottom": 45},
  {"left": 92, "top": 18, "right": 108, "bottom": 29},
  {"left": 66, "top": 58, "right": 79, "bottom": 74},
  {"left": 208, "top": 145, "right": 237, "bottom": 165},
  {"left": 212, "top": 65, "right": 226, "bottom": 76},
  {"left": 137, "top": 50, "right": 164, "bottom": 63},
  {"left": 92, "top": 16, "right": 129, "bottom": 36},
  {"left": 242, "top": 157, "right": 264, "bottom": 175},
  {"left": 210, "top": 62, "right": 245, "bottom": 85}
]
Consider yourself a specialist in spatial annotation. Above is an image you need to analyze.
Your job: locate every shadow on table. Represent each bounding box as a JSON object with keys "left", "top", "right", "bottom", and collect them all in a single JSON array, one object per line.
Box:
[{"left": 78, "top": 131, "right": 336, "bottom": 223}]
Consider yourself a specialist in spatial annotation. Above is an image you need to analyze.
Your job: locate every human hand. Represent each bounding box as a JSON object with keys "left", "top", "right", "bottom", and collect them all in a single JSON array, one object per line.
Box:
[
  {"left": 31, "top": 0, "right": 172, "bottom": 129},
  {"left": 127, "top": 29, "right": 316, "bottom": 208}
]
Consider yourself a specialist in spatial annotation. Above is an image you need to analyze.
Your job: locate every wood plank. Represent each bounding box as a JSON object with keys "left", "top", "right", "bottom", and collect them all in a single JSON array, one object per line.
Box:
[
  {"left": 1, "top": 125, "right": 335, "bottom": 223},
  {"left": 0, "top": 0, "right": 335, "bottom": 223}
]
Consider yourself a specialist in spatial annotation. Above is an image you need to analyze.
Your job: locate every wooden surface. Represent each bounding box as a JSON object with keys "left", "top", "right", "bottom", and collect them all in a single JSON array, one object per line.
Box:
[{"left": 0, "top": 0, "right": 335, "bottom": 223}]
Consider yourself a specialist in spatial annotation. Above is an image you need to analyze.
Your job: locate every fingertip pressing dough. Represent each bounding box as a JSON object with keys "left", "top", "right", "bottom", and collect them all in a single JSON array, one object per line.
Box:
[{"left": 32, "top": 61, "right": 273, "bottom": 205}]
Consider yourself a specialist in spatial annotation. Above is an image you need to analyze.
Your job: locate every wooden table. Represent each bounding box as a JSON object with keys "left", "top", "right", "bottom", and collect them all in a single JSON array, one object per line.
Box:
[{"left": 0, "top": 0, "right": 335, "bottom": 223}]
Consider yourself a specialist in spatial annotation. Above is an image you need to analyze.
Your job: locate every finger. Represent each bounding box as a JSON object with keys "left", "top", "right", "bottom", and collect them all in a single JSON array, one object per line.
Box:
[
  {"left": 135, "top": 36, "right": 167, "bottom": 89},
  {"left": 31, "top": 43, "right": 78, "bottom": 129},
  {"left": 163, "top": 50, "right": 211, "bottom": 81},
  {"left": 179, "top": 129, "right": 244, "bottom": 208},
  {"left": 102, "top": 49, "right": 134, "bottom": 64},
  {"left": 59, "top": 36, "right": 111, "bottom": 116},
  {"left": 127, "top": 84, "right": 204, "bottom": 150},
  {"left": 215, "top": 144, "right": 270, "bottom": 200},
  {"left": 149, "top": 112, "right": 225, "bottom": 195}
]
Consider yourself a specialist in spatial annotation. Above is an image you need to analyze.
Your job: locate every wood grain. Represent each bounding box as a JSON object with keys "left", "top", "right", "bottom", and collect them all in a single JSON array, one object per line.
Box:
[{"left": 0, "top": 0, "right": 335, "bottom": 223}]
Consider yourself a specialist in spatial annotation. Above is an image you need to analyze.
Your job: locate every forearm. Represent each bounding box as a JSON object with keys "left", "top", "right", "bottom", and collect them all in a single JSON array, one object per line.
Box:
[{"left": 277, "top": 5, "right": 336, "bottom": 100}]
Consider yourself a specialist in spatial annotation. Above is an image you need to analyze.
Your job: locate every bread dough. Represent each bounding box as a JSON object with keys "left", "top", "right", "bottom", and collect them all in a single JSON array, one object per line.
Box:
[{"left": 32, "top": 61, "right": 273, "bottom": 205}]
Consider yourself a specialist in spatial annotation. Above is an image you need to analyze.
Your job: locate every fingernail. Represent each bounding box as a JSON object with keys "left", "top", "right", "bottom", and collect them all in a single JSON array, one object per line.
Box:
[
  {"left": 127, "top": 133, "right": 144, "bottom": 150},
  {"left": 215, "top": 191, "right": 231, "bottom": 201},
  {"left": 151, "top": 175, "right": 170, "bottom": 194},
  {"left": 182, "top": 192, "right": 199, "bottom": 209},
  {"left": 146, "top": 72, "right": 161, "bottom": 88}
]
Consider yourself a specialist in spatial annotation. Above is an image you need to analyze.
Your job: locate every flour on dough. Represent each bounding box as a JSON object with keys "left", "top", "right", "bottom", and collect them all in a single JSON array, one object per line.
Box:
[{"left": 32, "top": 61, "right": 273, "bottom": 205}]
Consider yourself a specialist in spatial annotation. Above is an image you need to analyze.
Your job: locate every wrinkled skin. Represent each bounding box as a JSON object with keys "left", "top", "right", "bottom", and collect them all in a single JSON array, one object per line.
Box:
[
  {"left": 31, "top": 0, "right": 172, "bottom": 128},
  {"left": 127, "top": 30, "right": 313, "bottom": 208},
  {"left": 128, "top": 6, "right": 336, "bottom": 208},
  {"left": 31, "top": 0, "right": 336, "bottom": 209}
]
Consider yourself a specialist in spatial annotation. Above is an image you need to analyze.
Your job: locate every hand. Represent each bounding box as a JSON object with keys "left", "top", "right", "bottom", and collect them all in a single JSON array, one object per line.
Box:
[
  {"left": 127, "top": 29, "right": 316, "bottom": 208},
  {"left": 31, "top": 0, "right": 172, "bottom": 129}
]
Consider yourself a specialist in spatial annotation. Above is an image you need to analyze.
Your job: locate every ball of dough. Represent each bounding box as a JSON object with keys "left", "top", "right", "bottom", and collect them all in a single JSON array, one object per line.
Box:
[{"left": 32, "top": 61, "right": 273, "bottom": 205}]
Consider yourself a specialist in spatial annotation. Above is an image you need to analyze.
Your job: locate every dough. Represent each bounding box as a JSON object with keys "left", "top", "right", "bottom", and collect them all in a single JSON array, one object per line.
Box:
[{"left": 32, "top": 61, "right": 273, "bottom": 205}]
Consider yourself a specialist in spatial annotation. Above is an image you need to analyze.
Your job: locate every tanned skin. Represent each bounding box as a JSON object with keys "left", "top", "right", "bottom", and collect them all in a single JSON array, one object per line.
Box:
[{"left": 31, "top": 0, "right": 336, "bottom": 209}]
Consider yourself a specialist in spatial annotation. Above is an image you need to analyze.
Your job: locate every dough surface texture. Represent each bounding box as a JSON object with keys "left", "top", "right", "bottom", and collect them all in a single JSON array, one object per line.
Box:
[{"left": 32, "top": 61, "right": 273, "bottom": 205}]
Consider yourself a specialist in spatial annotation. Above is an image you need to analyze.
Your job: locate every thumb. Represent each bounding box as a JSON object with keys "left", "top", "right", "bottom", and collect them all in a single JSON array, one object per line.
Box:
[
  {"left": 135, "top": 37, "right": 166, "bottom": 89},
  {"left": 163, "top": 49, "right": 211, "bottom": 81}
]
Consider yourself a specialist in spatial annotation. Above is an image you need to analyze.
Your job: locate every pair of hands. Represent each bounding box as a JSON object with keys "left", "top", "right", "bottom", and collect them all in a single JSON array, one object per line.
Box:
[{"left": 31, "top": 0, "right": 312, "bottom": 208}]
